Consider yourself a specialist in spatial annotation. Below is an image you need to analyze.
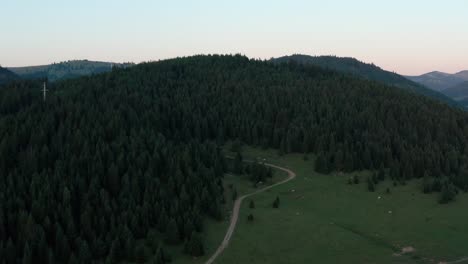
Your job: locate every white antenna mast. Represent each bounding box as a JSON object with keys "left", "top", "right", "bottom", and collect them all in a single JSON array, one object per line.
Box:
[{"left": 42, "top": 82, "right": 48, "bottom": 102}]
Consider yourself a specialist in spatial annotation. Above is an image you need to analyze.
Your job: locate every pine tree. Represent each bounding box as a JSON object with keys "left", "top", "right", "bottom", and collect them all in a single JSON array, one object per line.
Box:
[
  {"left": 439, "top": 183, "right": 457, "bottom": 204},
  {"left": 233, "top": 152, "right": 243, "bottom": 174},
  {"left": 273, "top": 196, "right": 280, "bottom": 208},
  {"left": 422, "top": 172, "right": 432, "bottom": 193},
  {"left": 232, "top": 188, "right": 238, "bottom": 201},
  {"left": 353, "top": 175, "right": 360, "bottom": 184},
  {"left": 247, "top": 214, "right": 254, "bottom": 222},
  {"left": 378, "top": 164, "right": 385, "bottom": 181},
  {"left": 367, "top": 177, "right": 375, "bottom": 192}
]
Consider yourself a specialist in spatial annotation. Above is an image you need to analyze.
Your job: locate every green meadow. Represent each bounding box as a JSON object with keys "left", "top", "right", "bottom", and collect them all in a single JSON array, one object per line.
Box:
[
  {"left": 204, "top": 147, "right": 468, "bottom": 264},
  {"left": 168, "top": 146, "right": 468, "bottom": 264}
]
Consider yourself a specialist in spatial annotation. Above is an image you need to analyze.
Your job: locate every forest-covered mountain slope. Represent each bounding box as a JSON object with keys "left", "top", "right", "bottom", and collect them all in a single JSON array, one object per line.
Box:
[
  {"left": 1, "top": 55, "right": 468, "bottom": 263},
  {"left": 442, "top": 81, "right": 468, "bottom": 100},
  {"left": 273, "top": 54, "right": 459, "bottom": 107},
  {"left": 0, "top": 66, "right": 20, "bottom": 85},
  {"left": 8, "top": 60, "right": 134, "bottom": 82},
  {"left": 407, "top": 71, "right": 467, "bottom": 92}
]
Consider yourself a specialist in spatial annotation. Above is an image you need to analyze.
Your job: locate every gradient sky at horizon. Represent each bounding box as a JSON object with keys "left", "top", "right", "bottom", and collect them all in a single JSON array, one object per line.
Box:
[{"left": 1, "top": 0, "right": 467, "bottom": 75}]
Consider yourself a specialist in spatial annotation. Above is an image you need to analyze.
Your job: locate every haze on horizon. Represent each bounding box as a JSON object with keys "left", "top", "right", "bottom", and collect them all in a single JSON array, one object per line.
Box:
[{"left": 1, "top": 0, "right": 467, "bottom": 75}]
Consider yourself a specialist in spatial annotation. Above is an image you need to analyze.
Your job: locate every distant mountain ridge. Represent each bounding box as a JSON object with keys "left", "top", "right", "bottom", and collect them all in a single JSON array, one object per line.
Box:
[
  {"left": 407, "top": 70, "right": 468, "bottom": 108},
  {"left": 454, "top": 70, "right": 468, "bottom": 80},
  {"left": 8, "top": 60, "right": 134, "bottom": 82},
  {"left": 0, "top": 66, "right": 20, "bottom": 85},
  {"left": 272, "top": 55, "right": 459, "bottom": 107},
  {"left": 406, "top": 71, "right": 468, "bottom": 92}
]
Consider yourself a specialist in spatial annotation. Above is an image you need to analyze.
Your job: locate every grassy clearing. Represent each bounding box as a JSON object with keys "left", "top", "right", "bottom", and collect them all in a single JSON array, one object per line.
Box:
[
  {"left": 212, "top": 146, "right": 468, "bottom": 264},
  {"left": 170, "top": 156, "right": 288, "bottom": 264}
]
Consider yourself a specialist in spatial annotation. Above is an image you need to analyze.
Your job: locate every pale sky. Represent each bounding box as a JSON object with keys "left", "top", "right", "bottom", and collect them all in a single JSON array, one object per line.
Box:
[{"left": 1, "top": 0, "right": 467, "bottom": 75}]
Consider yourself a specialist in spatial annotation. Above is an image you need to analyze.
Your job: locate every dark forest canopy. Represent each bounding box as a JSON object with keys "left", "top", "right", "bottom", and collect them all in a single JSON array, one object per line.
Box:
[
  {"left": 1, "top": 54, "right": 468, "bottom": 263},
  {"left": 0, "top": 67, "right": 20, "bottom": 86},
  {"left": 272, "top": 54, "right": 459, "bottom": 107}
]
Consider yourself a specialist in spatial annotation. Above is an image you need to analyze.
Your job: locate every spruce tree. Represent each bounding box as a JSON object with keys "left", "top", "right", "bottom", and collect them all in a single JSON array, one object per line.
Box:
[
  {"left": 247, "top": 214, "right": 254, "bottom": 221},
  {"left": 367, "top": 177, "right": 375, "bottom": 192},
  {"left": 273, "top": 196, "right": 280, "bottom": 208},
  {"left": 233, "top": 152, "right": 243, "bottom": 174}
]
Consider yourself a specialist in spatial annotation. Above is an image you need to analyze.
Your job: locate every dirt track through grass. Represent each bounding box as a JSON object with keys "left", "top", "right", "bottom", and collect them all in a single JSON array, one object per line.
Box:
[{"left": 205, "top": 162, "right": 296, "bottom": 264}]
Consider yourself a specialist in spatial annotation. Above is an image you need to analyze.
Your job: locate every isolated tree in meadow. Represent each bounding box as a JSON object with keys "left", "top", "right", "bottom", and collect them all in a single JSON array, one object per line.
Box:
[
  {"left": 234, "top": 152, "right": 243, "bottom": 174},
  {"left": 353, "top": 175, "right": 360, "bottom": 184},
  {"left": 378, "top": 165, "right": 385, "bottom": 181},
  {"left": 372, "top": 172, "right": 379, "bottom": 184},
  {"left": 439, "top": 183, "right": 457, "bottom": 204},
  {"left": 432, "top": 177, "right": 442, "bottom": 192},
  {"left": 249, "top": 199, "right": 255, "bottom": 209},
  {"left": 267, "top": 167, "right": 273, "bottom": 178},
  {"left": 367, "top": 177, "right": 375, "bottom": 192},
  {"left": 247, "top": 214, "right": 254, "bottom": 222},
  {"left": 232, "top": 188, "right": 238, "bottom": 201},
  {"left": 422, "top": 172, "right": 433, "bottom": 193},
  {"left": 273, "top": 196, "right": 280, "bottom": 208}
]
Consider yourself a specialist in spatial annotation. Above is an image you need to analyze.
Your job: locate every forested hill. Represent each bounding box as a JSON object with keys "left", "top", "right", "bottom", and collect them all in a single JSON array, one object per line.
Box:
[
  {"left": 1, "top": 55, "right": 468, "bottom": 263},
  {"left": 8, "top": 60, "right": 134, "bottom": 82},
  {"left": 442, "top": 81, "right": 468, "bottom": 100},
  {"left": 406, "top": 71, "right": 467, "bottom": 92},
  {"left": 0, "top": 66, "right": 19, "bottom": 85},
  {"left": 272, "top": 54, "right": 459, "bottom": 107}
]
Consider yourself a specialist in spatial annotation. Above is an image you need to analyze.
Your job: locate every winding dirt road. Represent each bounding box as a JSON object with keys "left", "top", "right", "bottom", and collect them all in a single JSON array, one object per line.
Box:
[{"left": 205, "top": 162, "right": 296, "bottom": 264}]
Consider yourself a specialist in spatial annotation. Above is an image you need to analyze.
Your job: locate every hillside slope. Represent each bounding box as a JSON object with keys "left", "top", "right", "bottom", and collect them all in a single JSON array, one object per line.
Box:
[
  {"left": 8, "top": 60, "right": 134, "bottom": 81},
  {"left": 442, "top": 81, "right": 468, "bottom": 100},
  {"left": 273, "top": 55, "right": 458, "bottom": 107},
  {"left": 1, "top": 55, "right": 468, "bottom": 263},
  {"left": 407, "top": 71, "right": 467, "bottom": 91},
  {"left": 0, "top": 66, "right": 20, "bottom": 85},
  {"left": 454, "top": 70, "right": 468, "bottom": 81}
]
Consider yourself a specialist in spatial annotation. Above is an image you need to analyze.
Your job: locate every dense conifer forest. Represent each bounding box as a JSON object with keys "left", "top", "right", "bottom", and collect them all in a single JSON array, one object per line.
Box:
[
  {"left": 272, "top": 55, "right": 459, "bottom": 107},
  {"left": 0, "top": 67, "right": 19, "bottom": 86},
  {"left": 1, "top": 55, "right": 468, "bottom": 263}
]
